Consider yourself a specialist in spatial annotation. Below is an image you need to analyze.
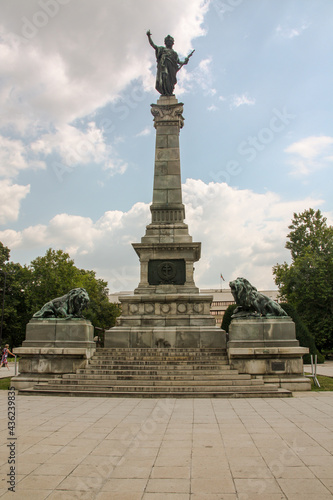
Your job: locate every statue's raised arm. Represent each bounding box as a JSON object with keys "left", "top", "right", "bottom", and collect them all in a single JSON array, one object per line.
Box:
[
  {"left": 147, "top": 30, "right": 195, "bottom": 96},
  {"left": 146, "top": 30, "right": 157, "bottom": 50}
]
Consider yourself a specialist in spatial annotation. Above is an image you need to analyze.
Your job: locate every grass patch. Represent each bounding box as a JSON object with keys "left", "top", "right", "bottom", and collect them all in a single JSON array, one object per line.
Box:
[
  {"left": 305, "top": 374, "right": 333, "bottom": 391},
  {"left": 0, "top": 377, "right": 12, "bottom": 390}
]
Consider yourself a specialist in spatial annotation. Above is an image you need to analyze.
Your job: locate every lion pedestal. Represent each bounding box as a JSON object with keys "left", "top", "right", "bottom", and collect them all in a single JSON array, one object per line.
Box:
[
  {"left": 228, "top": 317, "right": 311, "bottom": 391},
  {"left": 12, "top": 319, "right": 96, "bottom": 390},
  {"left": 227, "top": 278, "right": 311, "bottom": 391},
  {"left": 12, "top": 288, "right": 96, "bottom": 390}
]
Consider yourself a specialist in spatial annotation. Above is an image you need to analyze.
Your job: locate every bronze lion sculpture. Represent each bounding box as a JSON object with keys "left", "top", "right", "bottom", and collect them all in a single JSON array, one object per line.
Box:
[
  {"left": 33, "top": 288, "right": 90, "bottom": 319},
  {"left": 229, "top": 277, "right": 287, "bottom": 318}
]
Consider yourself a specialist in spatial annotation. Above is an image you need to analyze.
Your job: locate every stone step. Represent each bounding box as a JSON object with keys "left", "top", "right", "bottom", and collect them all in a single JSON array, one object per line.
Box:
[
  {"left": 19, "top": 388, "right": 292, "bottom": 398},
  {"left": 92, "top": 354, "right": 228, "bottom": 362},
  {"left": 17, "top": 347, "right": 292, "bottom": 399},
  {"left": 63, "top": 373, "right": 253, "bottom": 381},
  {"left": 89, "top": 356, "right": 228, "bottom": 365},
  {"left": 76, "top": 365, "right": 238, "bottom": 375},
  {"left": 31, "top": 382, "right": 279, "bottom": 393},
  {"left": 96, "top": 350, "right": 227, "bottom": 358},
  {"left": 54, "top": 378, "right": 264, "bottom": 387},
  {"left": 85, "top": 362, "right": 230, "bottom": 370},
  {"left": 98, "top": 348, "right": 226, "bottom": 352}
]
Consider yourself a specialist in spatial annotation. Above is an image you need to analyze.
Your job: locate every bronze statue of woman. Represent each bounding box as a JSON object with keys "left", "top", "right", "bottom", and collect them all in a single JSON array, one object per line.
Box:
[{"left": 147, "top": 30, "right": 194, "bottom": 96}]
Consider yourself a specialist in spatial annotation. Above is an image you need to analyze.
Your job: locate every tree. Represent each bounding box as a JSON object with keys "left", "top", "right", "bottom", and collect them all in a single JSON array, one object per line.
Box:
[
  {"left": 273, "top": 209, "right": 333, "bottom": 352},
  {"left": 279, "top": 302, "right": 324, "bottom": 364},
  {"left": 0, "top": 245, "right": 120, "bottom": 348},
  {"left": 285, "top": 209, "right": 333, "bottom": 260},
  {"left": 0, "top": 242, "right": 10, "bottom": 266},
  {"left": 25, "top": 249, "right": 120, "bottom": 331},
  {"left": 25, "top": 249, "right": 80, "bottom": 316},
  {"left": 0, "top": 241, "right": 32, "bottom": 348},
  {"left": 75, "top": 269, "right": 121, "bottom": 332}
]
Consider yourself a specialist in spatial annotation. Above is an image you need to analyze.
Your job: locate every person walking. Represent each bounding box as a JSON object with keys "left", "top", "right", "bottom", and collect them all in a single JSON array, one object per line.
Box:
[{"left": 0, "top": 344, "right": 14, "bottom": 370}]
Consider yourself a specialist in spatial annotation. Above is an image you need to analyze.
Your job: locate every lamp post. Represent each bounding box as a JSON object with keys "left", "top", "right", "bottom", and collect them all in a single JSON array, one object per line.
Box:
[{"left": 0, "top": 269, "right": 7, "bottom": 346}]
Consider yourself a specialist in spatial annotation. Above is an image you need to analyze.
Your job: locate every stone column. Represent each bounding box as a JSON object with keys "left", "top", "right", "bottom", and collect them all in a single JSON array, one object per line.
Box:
[
  {"left": 150, "top": 95, "right": 185, "bottom": 224},
  {"left": 132, "top": 95, "right": 201, "bottom": 294}
]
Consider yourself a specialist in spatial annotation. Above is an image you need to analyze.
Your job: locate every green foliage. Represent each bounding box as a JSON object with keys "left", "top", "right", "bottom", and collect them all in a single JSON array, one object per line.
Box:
[
  {"left": 0, "top": 378, "right": 12, "bottom": 390},
  {"left": 273, "top": 209, "right": 333, "bottom": 352},
  {"left": 0, "top": 242, "right": 10, "bottom": 266},
  {"left": 25, "top": 249, "right": 80, "bottom": 316},
  {"left": 285, "top": 208, "right": 332, "bottom": 260},
  {"left": 307, "top": 375, "right": 333, "bottom": 392},
  {"left": 76, "top": 270, "right": 121, "bottom": 331},
  {"left": 221, "top": 304, "right": 237, "bottom": 333},
  {"left": 279, "top": 302, "right": 324, "bottom": 364},
  {"left": 0, "top": 245, "right": 121, "bottom": 348},
  {"left": 0, "top": 262, "right": 32, "bottom": 348}
]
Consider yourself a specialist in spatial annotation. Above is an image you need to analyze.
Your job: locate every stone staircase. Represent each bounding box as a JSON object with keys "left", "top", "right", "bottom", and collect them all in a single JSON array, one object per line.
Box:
[{"left": 19, "top": 348, "right": 291, "bottom": 398}]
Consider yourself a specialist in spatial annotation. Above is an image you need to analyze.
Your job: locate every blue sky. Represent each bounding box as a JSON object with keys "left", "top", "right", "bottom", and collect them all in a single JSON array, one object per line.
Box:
[{"left": 0, "top": 0, "right": 332, "bottom": 292}]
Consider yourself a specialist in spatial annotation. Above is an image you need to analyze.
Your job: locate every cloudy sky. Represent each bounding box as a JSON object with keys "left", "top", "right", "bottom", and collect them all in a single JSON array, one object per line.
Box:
[{"left": 0, "top": 0, "right": 332, "bottom": 292}]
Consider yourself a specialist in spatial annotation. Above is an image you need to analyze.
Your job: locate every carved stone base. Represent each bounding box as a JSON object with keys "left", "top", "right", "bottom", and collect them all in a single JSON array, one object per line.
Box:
[
  {"left": 105, "top": 326, "right": 225, "bottom": 349},
  {"left": 12, "top": 319, "right": 96, "bottom": 390},
  {"left": 21, "top": 318, "right": 95, "bottom": 349},
  {"left": 227, "top": 317, "right": 310, "bottom": 391},
  {"left": 105, "top": 294, "right": 226, "bottom": 348}
]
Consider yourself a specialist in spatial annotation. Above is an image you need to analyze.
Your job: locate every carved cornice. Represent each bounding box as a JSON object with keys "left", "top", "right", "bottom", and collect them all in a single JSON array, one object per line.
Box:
[{"left": 132, "top": 241, "right": 201, "bottom": 262}]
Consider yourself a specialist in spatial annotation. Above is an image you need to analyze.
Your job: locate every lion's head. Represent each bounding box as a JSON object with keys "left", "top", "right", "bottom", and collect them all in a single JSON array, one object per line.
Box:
[
  {"left": 67, "top": 288, "right": 90, "bottom": 316},
  {"left": 229, "top": 277, "right": 257, "bottom": 308}
]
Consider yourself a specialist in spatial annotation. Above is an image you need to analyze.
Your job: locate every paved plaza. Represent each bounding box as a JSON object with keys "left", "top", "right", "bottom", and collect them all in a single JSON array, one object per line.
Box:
[
  {"left": 1, "top": 391, "right": 333, "bottom": 499},
  {"left": 0, "top": 364, "right": 18, "bottom": 380}
]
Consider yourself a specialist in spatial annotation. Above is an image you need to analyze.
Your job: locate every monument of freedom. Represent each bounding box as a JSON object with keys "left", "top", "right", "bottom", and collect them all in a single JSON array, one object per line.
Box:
[
  {"left": 12, "top": 32, "right": 311, "bottom": 396},
  {"left": 104, "top": 31, "right": 222, "bottom": 350}
]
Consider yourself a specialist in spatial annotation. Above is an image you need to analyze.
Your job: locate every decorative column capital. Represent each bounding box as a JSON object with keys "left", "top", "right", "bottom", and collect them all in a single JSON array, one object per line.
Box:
[{"left": 151, "top": 101, "right": 184, "bottom": 129}]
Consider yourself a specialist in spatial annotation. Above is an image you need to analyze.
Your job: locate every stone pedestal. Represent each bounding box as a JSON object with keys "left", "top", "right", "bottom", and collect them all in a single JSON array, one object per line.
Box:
[
  {"left": 105, "top": 95, "right": 225, "bottom": 348},
  {"left": 228, "top": 317, "right": 311, "bottom": 391},
  {"left": 21, "top": 318, "right": 95, "bottom": 349},
  {"left": 106, "top": 294, "right": 225, "bottom": 348},
  {"left": 12, "top": 319, "right": 95, "bottom": 390}
]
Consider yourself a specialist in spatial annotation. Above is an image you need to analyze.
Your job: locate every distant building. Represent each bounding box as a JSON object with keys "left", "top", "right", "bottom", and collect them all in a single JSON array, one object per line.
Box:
[{"left": 109, "top": 288, "right": 281, "bottom": 327}]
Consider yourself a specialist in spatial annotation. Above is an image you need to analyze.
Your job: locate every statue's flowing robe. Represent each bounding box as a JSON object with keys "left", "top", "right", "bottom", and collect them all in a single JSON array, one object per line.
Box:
[{"left": 155, "top": 46, "right": 180, "bottom": 96}]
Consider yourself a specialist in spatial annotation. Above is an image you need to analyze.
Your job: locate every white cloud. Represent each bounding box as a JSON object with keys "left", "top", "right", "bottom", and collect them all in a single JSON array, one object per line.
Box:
[
  {"left": 0, "top": 229, "right": 23, "bottom": 248},
  {"left": 0, "top": 136, "right": 29, "bottom": 178},
  {"left": 0, "top": 0, "right": 209, "bottom": 132},
  {"left": 103, "top": 159, "right": 128, "bottom": 176},
  {"left": 0, "top": 0, "right": 209, "bottom": 184},
  {"left": 30, "top": 121, "right": 129, "bottom": 178},
  {"left": 136, "top": 127, "right": 151, "bottom": 137},
  {"left": 1, "top": 180, "right": 325, "bottom": 290},
  {"left": 182, "top": 179, "right": 323, "bottom": 289},
  {"left": 230, "top": 93, "right": 256, "bottom": 109},
  {"left": 285, "top": 136, "right": 333, "bottom": 175},
  {"left": 178, "top": 57, "right": 215, "bottom": 96},
  {"left": 276, "top": 23, "right": 310, "bottom": 39},
  {"left": 31, "top": 122, "right": 108, "bottom": 166},
  {"left": 0, "top": 179, "right": 30, "bottom": 224}
]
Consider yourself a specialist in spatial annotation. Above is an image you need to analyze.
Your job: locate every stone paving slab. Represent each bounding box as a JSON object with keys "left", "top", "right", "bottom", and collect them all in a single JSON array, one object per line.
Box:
[
  {"left": 0, "top": 392, "right": 333, "bottom": 498},
  {"left": 0, "top": 363, "right": 18, "bottom": 379}
]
